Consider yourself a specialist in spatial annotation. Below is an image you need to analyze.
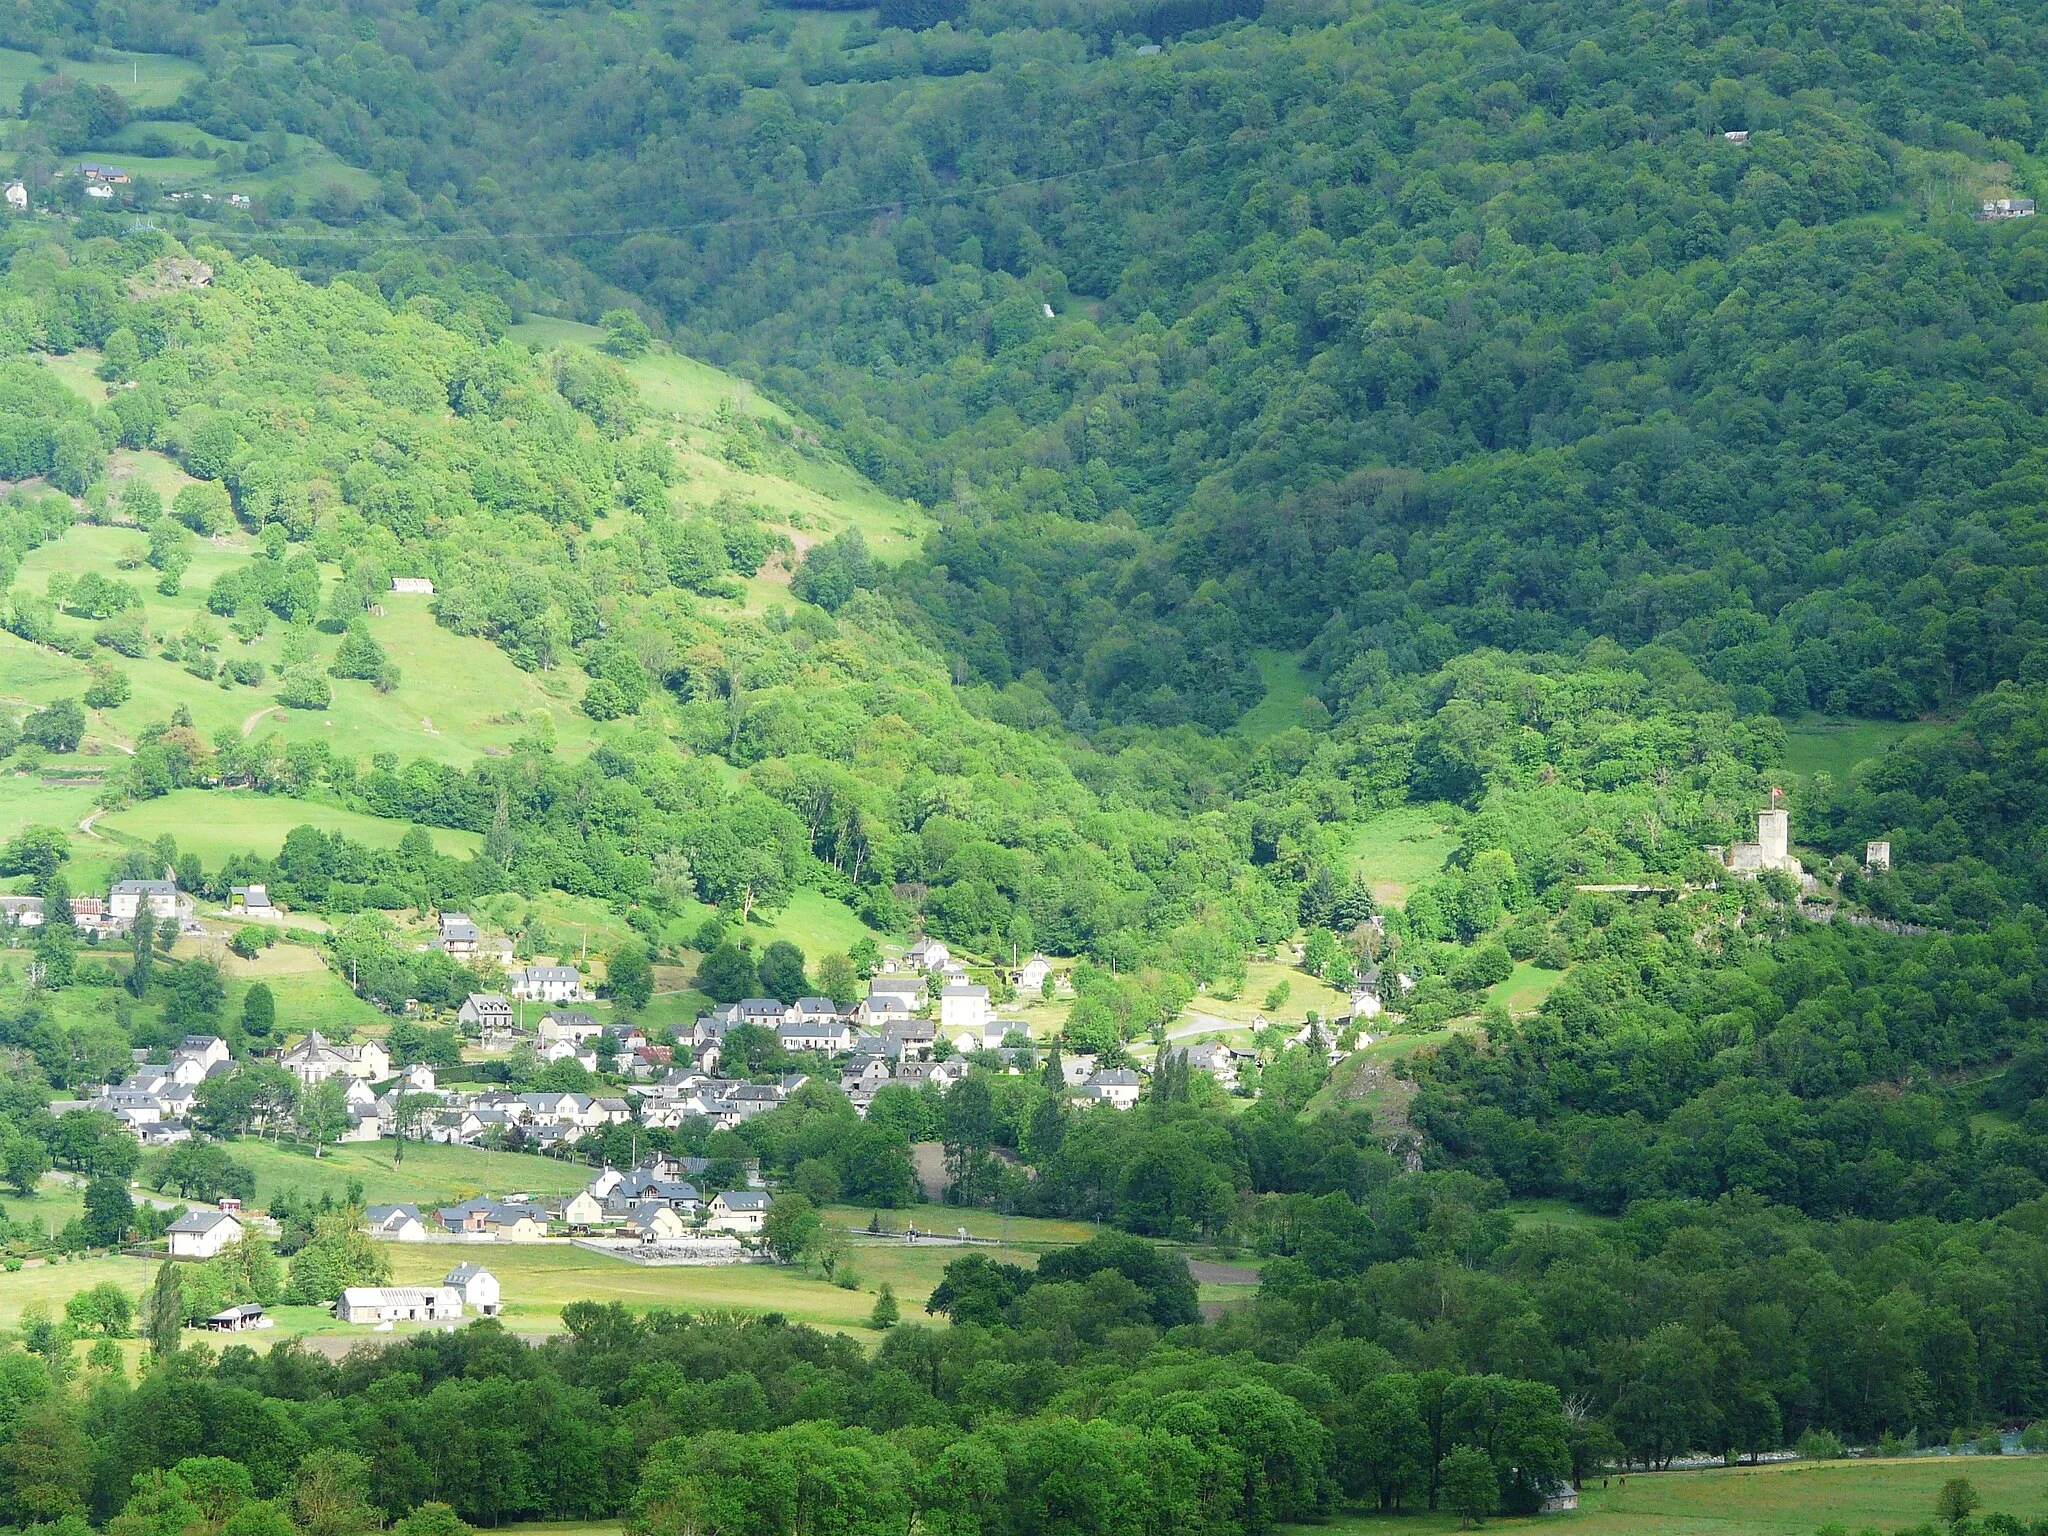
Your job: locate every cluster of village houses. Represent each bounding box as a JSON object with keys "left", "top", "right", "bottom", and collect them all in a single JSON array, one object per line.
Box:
[
  {"left": 358, "top": 1156, "right": 772, "bottom": 1244},
  {"left": 30, "top": 873, "right": 1396, "bottom": 1162}
]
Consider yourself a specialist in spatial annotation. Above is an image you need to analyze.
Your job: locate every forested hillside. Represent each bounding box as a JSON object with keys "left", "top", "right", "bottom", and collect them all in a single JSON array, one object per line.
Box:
[{"left": 9, "top": 0, "right": 2046, "bottom": 733}]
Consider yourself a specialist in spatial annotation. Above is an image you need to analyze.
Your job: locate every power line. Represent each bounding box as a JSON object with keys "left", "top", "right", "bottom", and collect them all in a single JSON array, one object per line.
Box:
[{"left": 162, "top": 0, "right": 1689, "bottom": 252}]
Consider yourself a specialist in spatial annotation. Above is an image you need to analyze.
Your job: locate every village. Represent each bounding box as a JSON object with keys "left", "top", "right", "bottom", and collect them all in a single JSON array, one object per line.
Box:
[{"left": 24, "top": 871, "right": 1392, "bottom": 1161}]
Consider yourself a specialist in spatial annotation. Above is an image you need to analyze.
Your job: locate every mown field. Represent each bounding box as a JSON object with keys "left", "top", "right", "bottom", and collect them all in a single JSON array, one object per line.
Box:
[
  {"left": 1780, "top": 716, "right": 1930, "bottom": 784},
  {"left": 1234, "top": 648, "right": 1319, "bottom": 741},
  {"left": 103, "top": 788, "right": 483, "bottom": 866},
  {"left": 1323, "top": 1454, "right": 2048, "bottom": 1534},
  {"left": 162, "top": 1137, "right": 597, "bottom": 1211}
]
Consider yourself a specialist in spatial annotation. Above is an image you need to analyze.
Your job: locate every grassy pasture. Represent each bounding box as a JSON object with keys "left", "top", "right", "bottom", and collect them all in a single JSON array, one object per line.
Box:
[
  {"left": 0, "top": 772, "right": 101, "bottom": 843},
  {"left": 1344, "top": 804, "right": 1459, "bottom": 908},
  {"left": 1320, "top": 1454, "right": 2048, "bottom": 1534},
  {"left": 1780, "top": 716, "right": 1927, "bottom": 784},
  {"left": 507, "top": 329, "right": 930, "bottom": 568},
  {"left": 0, "top": 48, "right": 202, "bottom": 109},
  {"left": 1234, "top": 648, "right": 1317, "bottom": 740},
  {"left": 1489, "top": 960, "right": 1566, "bottom": 1015},
  {"left": 151, "top": 1137, "right": 595, "bottom": 1212},
  {"left": 102, "top": 789, "right": 482, "bottom": 865},
  {"left": 7, "top": 523, "right": 592, "bottom": 769}
]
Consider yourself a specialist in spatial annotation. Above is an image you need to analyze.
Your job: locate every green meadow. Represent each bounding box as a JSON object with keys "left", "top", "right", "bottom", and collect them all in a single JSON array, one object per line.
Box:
[
  {"left": 102, "top": 789, "right": 483, "bottom": 866},
  {"left": 1344, "top": 804, "right": 1459, "bottom": 909},
  {"left": 1780, "top": 716, "right": 1930, "bottom": 785},
  {"left": 1234, "top": 648, "right": 1319, "bottom": 741},
  {"left": 1318, "top": 1454, "right": 2048, "bottom": 1534}
]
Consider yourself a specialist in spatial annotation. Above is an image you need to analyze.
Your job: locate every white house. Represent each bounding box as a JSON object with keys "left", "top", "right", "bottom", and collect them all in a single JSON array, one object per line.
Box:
[
  {"left": 279, "top": 1031, "right": 391, "bottom": 1086},
  {"left": 109, "top": 879, "right": 178, "bottom": 924},
  {"left": 1083, "top": 1068, "right": 1144, "bottom": 1110},
  {"left": 558, "top": 1189, "right": 606, "bottom": 1227},
  {"left": 509, "top": 965, "right": 583, "bottom": 1002},
  {"left": 334, "top": 1286, "right": 462, "bottom": 1324},
  {"left": 437, "top": 912, "right": 481, "bottom": 955},
  {"left": 364, "top": 1203, "right": 428, "bottom": 1241},
  {"left": 391, "top": 576, "right": 435, "bottom": 595},
  {"left": 0, "top": 894, "right": 44, "bottom": 927},
  {"left": 459, "top": 993, "right": 514, "bottom": 1032},
  {"left": 778, "top": 1017, "right": 855, "bottom": 1055},
  {"left": 706, "top": 1191, "right": 770, "bottom": 1233},
  {"left": 167, "top": 1209, "right": 244, "bottom": 1258},
  {"left": 1015, "top": 955, "right": 1053, "bottom": 993},
  {"left": 539, "top": 1010, "right": 605, "bottom": 1045},
  {"left": 444, "top": 1262, "right": 500, "bottom": 1316},
  {"left": 630, "top": 1202, "right": 689, "bottom": 1240},
  {"left": 905, "top": 937, "right": 951, "bottom": 972},
  {"left": 857, "top": 990, "right": 915, "bottom": 1030},
  {"left": 228, "top": 884, "right": 275, "bottom": 916},
  {"left": 4, "top": 182, "right": 26, "bottom": 212},
  {"left": 938, "top": 984, "right": 992, "bottom": 1035}
]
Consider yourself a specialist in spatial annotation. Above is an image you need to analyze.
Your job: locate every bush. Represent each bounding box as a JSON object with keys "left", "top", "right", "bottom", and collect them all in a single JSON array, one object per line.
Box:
[
  {"left": 82, "top": 665, "right": 130, "bottom": 709},
  {"left": 1796, "top": 1427, "right": 1847, "bottom": 1461},
  {"left": 94, "top": 610, "right": 147, "bottom": 656},
  {"left": 277, "top": 666, "right": 331, "bottom": 710},
  {"left": 600, "top": 307, "right": 652, "bottom": 358}
]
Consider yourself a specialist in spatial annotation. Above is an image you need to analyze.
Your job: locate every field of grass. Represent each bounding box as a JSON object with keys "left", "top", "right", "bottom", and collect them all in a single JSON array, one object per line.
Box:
[
  {"left": 1316, "top": 1455, "right": 2048, "bottom": 1535},
  {"left": 0, "top": 47, "right": 202, "bottom": 109},
  {"left": 0, "top": 772, "right": 101, "bottom": 844},
  {"left": 823, "top": 1205, "right": 1101, "bottom": 1247},
  {"left": 1234, "top": 648, "right": 1318, "bottom": 740},
  {"left": 1176, "top": 960, "right": 1354, "bottom": 1031},
  {"left": 103, "top": 789, "right": 482, "bottom": 866},
  {"left": 219, "top": 943, "right": 388, "bottom": 1034},
  {"left": 377, "top": 1238, "right": 1011, "bottom": 1334},
  {"left": 0, "top": 1173, "right": 89, "bottom": 1247},
  {"left": 1780, "top": 717, "right": 1928, "bottom": 784},
  {"left": 509, "top": 329, "right": 930, "bottom": 574},
  {"left": 1345, "top": 804, "right": 1460, "bottom": 908},
  {"left": 165, "top": 1138, "right": 595, "bottom": 1211},
  {"left": 0, "top": 1253, "right": 151, "bottom": 1332},
  {"left": 1503, "top": 1197, "right": 1619, "bottom": 1234},
  {"left": 1489, "top": 961, "right": 1566, "bottom": 1016}
]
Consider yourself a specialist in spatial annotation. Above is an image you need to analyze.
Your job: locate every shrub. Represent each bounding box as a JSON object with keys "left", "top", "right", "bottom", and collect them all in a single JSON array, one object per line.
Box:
[
  {"left": 1796, "top": 1427, "right": 1847, "bottom": 1461},
  {"left": 277, "top": 666, "right": 331, "bottom": 710},
  {"left": 82, "top": 665, "right": 130, "bottom": 709}
]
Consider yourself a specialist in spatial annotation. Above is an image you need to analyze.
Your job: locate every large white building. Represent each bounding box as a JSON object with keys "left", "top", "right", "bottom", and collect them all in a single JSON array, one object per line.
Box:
[
  {"left": 109, "top": 878, "right": 178, "bottom": 924},
  {"left": 168, "top": 1209, "right": 244, "bottom": 1258},
  {"left": 509, "top": 966, "right": 583, "bottom": 1002},
  {"left": 938, "top": 984, "right": 992, "bottom": 1036},
  {"left": 444, "top": 1263, "right": 500, "bottom": 1316},
  {"left": 279, "top": 1031, "right": 391, "bottom": 1086},
  {"left": 706, "top": 1191, "right": 770, "bottom": 1233}
]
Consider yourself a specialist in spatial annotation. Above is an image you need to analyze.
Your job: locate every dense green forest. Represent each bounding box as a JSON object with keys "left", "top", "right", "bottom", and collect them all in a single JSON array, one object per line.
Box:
[{"left": 12, "top": 0, "right": 2048, "bottom": 731}]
